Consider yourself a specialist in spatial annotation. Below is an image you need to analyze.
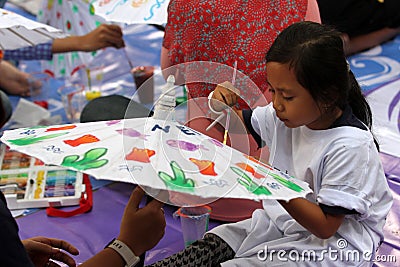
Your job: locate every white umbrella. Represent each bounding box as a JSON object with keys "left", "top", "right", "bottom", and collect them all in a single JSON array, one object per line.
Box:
[
  {"left": 0, "top": 75, "right": 312, "bottom": 203},
  {"left": 90, "top": 0, "right": 169, "bottom": 25},
  {"left": 0, "top": 117, "right": 312, "bottom": 203},
  {"left": 0, "top": 73, "right": 311, "bottom": 210},
  {"left": 0, "top": 8, "right": 67, "bottom": 50}
]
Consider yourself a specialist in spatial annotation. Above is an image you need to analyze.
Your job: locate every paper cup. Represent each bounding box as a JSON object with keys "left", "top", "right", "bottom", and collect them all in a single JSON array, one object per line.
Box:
[{"left": 174, "top": 205, "right": 212, "bottom": 247}]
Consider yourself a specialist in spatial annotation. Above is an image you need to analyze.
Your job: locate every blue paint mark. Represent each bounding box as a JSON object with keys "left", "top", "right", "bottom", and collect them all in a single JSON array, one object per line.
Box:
[
  {"left": 152, "top": 124, "right": 170, "bottom": 133},
  {"left": 144, "top": 0, "right": 166, "bottom": 21},
  {"left": 105, "top": 0, "right": 129, "bottom": 15},
  {"left": 20, "top": 129, "right": 36, "bottom": 135}
]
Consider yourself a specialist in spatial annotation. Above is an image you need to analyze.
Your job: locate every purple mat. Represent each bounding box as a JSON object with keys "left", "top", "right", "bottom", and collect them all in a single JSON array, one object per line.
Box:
[
  {"left": 16, "top": 162, "right": 400, "bottom": 266},
  {"left": 16, "top": 182, "right": 221, "bottom": 265},
  {"left": 373, "top": 153, "right": 400, "bottom": 267},
  {"left": 16, "top": 154, "right": 400, "bottom": 266}
]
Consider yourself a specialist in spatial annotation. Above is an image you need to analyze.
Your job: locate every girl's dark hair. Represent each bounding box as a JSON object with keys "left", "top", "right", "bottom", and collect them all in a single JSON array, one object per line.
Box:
[{"left": 266, "top": 21, "right": 378, "bottom": 149}]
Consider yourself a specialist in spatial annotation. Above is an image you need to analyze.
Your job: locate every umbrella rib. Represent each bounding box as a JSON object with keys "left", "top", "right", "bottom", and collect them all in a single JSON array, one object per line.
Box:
[
  {"left": 8, "top": 27, "right": 36, "bottom": 47},
  {"left": 33, "top": 28, "right": 59, "bottom": 39}
]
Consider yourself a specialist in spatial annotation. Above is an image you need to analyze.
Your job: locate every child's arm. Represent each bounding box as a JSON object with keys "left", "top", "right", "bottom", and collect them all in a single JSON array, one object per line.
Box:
[
  {"left": 52, "top": 24, "right": 125, "bottom": 53},
  {"left": 279, "top": 198, "right": 345, "bottom": 239}
]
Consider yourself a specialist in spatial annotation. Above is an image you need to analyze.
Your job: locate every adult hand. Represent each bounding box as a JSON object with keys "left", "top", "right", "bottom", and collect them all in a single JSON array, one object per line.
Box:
[
  {"left": 22, "top": 236, "right": 79, "bottom": 267},
  {"left": 80, "top": 24, "right": 125, "bottom": 51},
  {"left": 118, "top": 186, "right": 166, "bottom": 256},
  {"left": 212, "top": 81, "right": 240, "bottom": 111}
]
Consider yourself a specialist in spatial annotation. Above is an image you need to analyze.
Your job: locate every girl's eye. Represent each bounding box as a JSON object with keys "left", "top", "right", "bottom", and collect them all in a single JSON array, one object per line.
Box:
[{"left": 283, "top": 96, "right": 294, "bottom": 101}]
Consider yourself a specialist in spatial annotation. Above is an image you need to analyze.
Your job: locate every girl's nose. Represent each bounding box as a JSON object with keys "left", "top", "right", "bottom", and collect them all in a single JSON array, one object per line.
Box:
[{"left": 273, "top": 98, "right": 284, "bottom": 112}]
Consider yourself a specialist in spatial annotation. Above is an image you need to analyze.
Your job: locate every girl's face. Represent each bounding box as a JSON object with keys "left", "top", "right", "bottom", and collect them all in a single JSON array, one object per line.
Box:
[{"left": 266, "top": 62, "right": 337, "bottom": 130}]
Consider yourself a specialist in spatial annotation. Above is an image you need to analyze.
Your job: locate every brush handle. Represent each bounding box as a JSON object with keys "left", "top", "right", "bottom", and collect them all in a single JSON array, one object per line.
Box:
[
  {"left": 206, "top": 113, "right": 225, "bottom": 132},
  {"left": 223, "top": 110, "right": 231, "bottom": 145},
  {"left": 123, "top": 48, "right": 134, "bottom": 69}
]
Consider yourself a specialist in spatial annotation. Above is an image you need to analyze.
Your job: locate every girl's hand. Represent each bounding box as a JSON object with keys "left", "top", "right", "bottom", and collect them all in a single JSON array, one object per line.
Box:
[
  {"left": 212, "top": 81, "right": 240, "bottom": 112},
  {"left": 22, "top": 237, "right": 79, "bottom": 267}
]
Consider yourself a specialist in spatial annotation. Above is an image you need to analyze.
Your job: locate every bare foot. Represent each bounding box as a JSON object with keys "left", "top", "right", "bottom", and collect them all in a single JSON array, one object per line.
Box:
[{"left": 0, "top": 61, "right": 31, "bottom": 96}]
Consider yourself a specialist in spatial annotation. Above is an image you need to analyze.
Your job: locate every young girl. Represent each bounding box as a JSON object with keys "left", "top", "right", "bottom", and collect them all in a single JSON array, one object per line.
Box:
[
  {"left": 149, "top": 21, "right": 393, "bottom": 266},
  {"left": 161, "top": 0, "right": 313, "bottom": 222}
]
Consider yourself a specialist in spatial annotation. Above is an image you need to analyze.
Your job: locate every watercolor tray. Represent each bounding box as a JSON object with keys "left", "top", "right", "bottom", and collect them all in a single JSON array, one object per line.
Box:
[{"left": 0, "top": 144, "right": 85, "bottom": 210}]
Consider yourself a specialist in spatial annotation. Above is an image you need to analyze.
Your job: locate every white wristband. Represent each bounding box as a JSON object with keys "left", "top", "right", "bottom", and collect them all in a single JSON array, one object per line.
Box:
[{"left": 107, "top": 239, "right": 140, "bottom": 267}]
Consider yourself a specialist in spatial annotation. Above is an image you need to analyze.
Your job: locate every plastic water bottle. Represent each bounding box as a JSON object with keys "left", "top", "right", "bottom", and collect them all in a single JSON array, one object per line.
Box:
[{"left": 152, "top": 75, "right": 176, "bottom": 121}]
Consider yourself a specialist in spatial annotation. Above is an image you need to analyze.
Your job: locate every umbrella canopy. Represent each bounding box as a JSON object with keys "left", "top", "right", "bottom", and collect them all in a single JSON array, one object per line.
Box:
[
  {"left": 90, "top": 0, "right": 168, "bottom": 24},
  {"left": 0, "top": 118, "right": 312, "bottom": 203},
  {"left": 0, "top": 8, "right": 67, "bottom": 50}
]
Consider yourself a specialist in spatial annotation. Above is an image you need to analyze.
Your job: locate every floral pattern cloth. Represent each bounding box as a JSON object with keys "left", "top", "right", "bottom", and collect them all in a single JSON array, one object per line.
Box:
[{"left": 163, "top": 0, "right": 307, "bottom": 109}]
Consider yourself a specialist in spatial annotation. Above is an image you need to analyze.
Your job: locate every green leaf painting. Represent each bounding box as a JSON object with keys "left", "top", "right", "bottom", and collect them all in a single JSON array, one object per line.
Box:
[
  {"left": 62, "top": 148, "right": 108, "bottom": 171},
  {"left": 158, "top": 161, "right": 195, "bottom": 192}
]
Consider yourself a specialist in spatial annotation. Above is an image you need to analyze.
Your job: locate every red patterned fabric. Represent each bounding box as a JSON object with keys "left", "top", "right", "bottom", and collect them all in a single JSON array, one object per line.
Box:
[{"left": 163, "top": 0, "right": 308, "bottom": 107}]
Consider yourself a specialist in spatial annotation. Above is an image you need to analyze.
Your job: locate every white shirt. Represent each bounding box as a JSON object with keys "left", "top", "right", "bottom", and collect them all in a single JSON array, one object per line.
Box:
[{"left": 210, "top": 104, "right": 393, "bottom": 266}]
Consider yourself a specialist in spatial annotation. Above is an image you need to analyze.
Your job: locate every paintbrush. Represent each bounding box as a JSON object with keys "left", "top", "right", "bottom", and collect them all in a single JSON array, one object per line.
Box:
[
  {"left": 123, "top": 47, "right": 134, "bottom": 69},
  {"left": 223, "top": 60, "right": 237, "bottom": 144}
]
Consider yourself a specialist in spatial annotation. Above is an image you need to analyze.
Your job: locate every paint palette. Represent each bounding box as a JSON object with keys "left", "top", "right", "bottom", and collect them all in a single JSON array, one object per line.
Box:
[{"left": 0, "top": 144, "right": 85, "bottom": 210}]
